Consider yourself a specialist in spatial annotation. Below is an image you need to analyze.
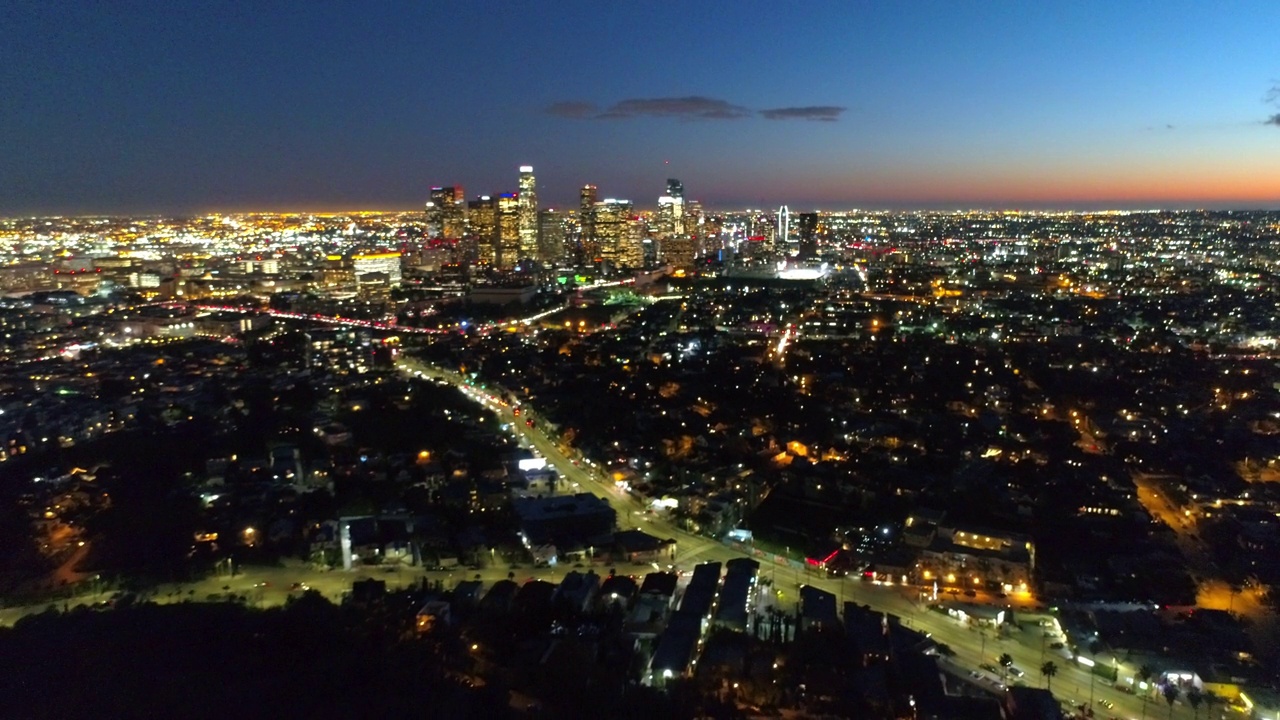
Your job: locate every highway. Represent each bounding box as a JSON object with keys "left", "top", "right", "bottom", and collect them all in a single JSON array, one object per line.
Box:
[{"left": 397, "top": 356, "right": 1174, "bottom": 719}]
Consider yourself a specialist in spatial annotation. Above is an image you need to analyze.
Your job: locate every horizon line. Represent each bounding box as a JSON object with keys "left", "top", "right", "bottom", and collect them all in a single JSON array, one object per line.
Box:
[{"left": 4, "top": 204, "right": 1280, "bottom": 221}]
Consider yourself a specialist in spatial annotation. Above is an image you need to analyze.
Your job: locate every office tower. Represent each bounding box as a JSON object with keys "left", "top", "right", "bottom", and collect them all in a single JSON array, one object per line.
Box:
[
  {"left": 662, "top": 235, "right": 695, "bottom": 268},
  {"left": 352, "top": 251, "right": 402, "bottom": 285},
  {"left": 467, "top": 195, "right": 498, "bottom": 265},
  {"left": 497, "top": 192, "right": 520, "bottom": 269},
  {"left": 595, "top": 199, "right": 640, "bottom": 269},
  {"left": 442, "top": 186, "right": 467, "bottom": 239},
  {"left": 426, "top": 186, "right": 466, "bottom": 239},
  {"left": 683, "top": 200, "right": 703, "bottom": 236},
  {"left": 797, "top": 212, "right": 819, "bottom": 260},
  {"left": 657, "top": 178, "right": 685, "bottom": 236},
  {"left": 537, "top": 209, "right": 566, "bottom": 265},
  {"left": 579, "top": 185, "right": 599, "bottom": 259},
  {"left": 776, "top": 206, "right": 790, "bottom": 251},
  {"left": 517, "top": 166, "right": 538, "bottom": 260}
]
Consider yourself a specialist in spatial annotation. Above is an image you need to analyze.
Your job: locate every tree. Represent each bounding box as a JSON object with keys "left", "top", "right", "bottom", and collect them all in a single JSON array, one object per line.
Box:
[
  {"left": 1137, "top": 665, "right": 1156, "bottom": 720},
  {"left": 1087, "top": 640, "right": 1103, "bottom": 705},
  {"left": 1040, "top": 661, "right": 1058, "bottom": 691},
  {"left": 1163, "top": 684, "right": 1180, "bottom": 720},
  {"left": 1187, "top": 687, "right": 1202, "bottom": 719},
  {"left": 1201, "top": 690, "right": 1220, "bottom": 720},
  {"left": 999, "top": 653, "right": 1014, "bottom": 683}
]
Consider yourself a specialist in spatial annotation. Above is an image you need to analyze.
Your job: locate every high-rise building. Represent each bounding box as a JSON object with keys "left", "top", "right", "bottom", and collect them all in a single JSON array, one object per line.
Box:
[
  {"left": 497, "top": 192, "right": 520, "bottom": 269},
  {"left": 467, "top": 195, "right": 498, "bottom": 265},
  {"left": 537, "top": 209, "right": 566, "bottom": 265},
  {"left": 657, "top": 178, "right": 685, "bottom": 236},
  {"left": 579, "top": 185, "right": 599, "bottom": 259},
  {"left": 683, "top": 199, "right": 703, "bottom": 237},
  {"left": 595, "top": 199, "right": 641, "bottom": 269},
  {"left": 517, "top": 166, "right": 538, "bottom": 260},
  {"left": 426, "top": 186, "right": 466, "bottom": 239},
  {"left": 796, "top": 212, "right": 819, "bottom": 260},
  {"left": 352, "top": 251, "right": 402, "bottom": 285}
]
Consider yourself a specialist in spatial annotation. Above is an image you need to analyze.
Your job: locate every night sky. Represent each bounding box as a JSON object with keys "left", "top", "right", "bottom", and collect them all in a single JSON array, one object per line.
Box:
[{"left": 2, "top": 1, "right": 1278, "bottom": 215}]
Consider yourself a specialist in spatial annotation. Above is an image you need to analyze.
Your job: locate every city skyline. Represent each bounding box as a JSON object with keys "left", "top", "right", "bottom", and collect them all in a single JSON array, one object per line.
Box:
[{"left": 3, "top": 1, "right": 1280, "bottom": 215}]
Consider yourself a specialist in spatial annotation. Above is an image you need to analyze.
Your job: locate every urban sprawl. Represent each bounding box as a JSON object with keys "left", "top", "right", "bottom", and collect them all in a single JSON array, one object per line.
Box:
[{"left": 2, "top": 168, "right": 1280, "bottom": 719}]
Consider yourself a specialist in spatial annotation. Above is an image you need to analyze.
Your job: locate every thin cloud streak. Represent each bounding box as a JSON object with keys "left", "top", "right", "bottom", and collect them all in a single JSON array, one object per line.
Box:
[
  {"left": 545, "top": 101, "right": 597, "bottom": 119},
  {"left": 759, "top": 106, "right": 846, "bottom": 121},
  {"left": 545, "top": 96, "right": 844, "bottom": 122},
  {"left": 595, "top": 96, "right": 752, "bottom": 120}
]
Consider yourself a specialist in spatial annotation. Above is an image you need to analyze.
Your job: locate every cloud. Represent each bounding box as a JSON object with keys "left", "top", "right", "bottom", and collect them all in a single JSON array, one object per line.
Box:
[
  {"left": 547, "top": 96, "right": 846, "bottom": 122},
  {"left": 1266, "top": 114, "right": 1280, "bottom": 127},
  {"left": 759, "top": 106, "right": 847, "bottom": 122},
  {"left": 594, "top": 96, "right": 752, "bottom": 120},
  {"left": 545, "top": 101, "right": 598, "bottom": 119}
]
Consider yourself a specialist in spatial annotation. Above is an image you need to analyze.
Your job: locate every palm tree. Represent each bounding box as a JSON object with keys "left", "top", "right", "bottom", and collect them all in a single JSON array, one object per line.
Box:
[
  {"left": 1087, "top": 640, "right": 1103, "bottom": 705},
  {"left": 1137, "top": 665, "right": 1156, "bottom": 720},
  {"left": 1162, "top": 684, "right": 1180, "bottom": 720},
  {"left": 1187, "top": 687, "right": 1202, "bottom": 719},
  {"left": 1201, "top": 690, "right": 1219, "bottom": 720},
  {"left": 1040, "top": 661, "right": 1058, "bottom": 691},
  {"left": 999, "top": 653, "right": 1014, "bottom": 683}
]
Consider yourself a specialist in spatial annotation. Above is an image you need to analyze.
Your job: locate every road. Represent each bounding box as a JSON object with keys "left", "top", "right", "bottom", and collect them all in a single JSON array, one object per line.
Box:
[
  {"left": 399, "top": 357, "right": 1180, "bottom": 719},
  {"left": 0, "top": 355, "right": 1199, "bottom": 718}
]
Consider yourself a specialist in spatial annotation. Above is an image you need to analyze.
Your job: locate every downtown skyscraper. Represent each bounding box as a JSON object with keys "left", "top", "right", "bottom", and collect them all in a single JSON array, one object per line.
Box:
[
  {"left": 426, "top": 186, "right": 466, "bottom": 240},
  {"left": 517, "top": 166, "right": 538, "bottom": 262}
]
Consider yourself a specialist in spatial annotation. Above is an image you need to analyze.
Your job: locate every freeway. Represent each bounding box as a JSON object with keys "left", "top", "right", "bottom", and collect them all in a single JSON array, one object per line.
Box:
[{"left": 397, "top": 356, "right": 1173, "bottom": 719}]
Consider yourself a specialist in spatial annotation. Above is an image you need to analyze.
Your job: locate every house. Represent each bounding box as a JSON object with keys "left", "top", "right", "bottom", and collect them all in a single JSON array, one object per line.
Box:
[
  {"left": 554, "top": 570, "right": 600, "bottom": 612},
  {"left": 481, "top": 579, "right": 519, "bottom": 612},
  {"left": 798, "top": 585, "right": 839, "bottom": 633},
  {"left": 598, "top": 575, "right": 639, "bottom": 611},
  {"left": 614, "top": 529, "right": 675, "bottom": 563},
  {"left": 415, "top": 600, "right": 452, "bottom": 633}
]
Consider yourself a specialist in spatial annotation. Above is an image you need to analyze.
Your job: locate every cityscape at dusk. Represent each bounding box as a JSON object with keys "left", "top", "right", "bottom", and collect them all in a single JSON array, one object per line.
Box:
[{"left": 2, "top": 3, "right": 1280, "bottom": 720}]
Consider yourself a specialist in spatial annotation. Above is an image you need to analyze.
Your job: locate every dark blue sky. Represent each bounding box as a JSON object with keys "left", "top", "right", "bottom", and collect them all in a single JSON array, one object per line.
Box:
[{"left": 2, "top": 0, "right": 1278, "bottom": 215}]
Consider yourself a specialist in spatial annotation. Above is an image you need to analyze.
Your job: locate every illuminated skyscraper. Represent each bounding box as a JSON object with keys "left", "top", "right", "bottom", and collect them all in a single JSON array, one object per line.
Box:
[
  {"left": 497, "top": 192, "right": 520, "bottom": 269},
  {"left": 658, "top": 178, "right": 694, "bottom": 266},
  {"left": 776, "top": 206, "right": 790, "bottom": 251},
  {"left": 683, "top": 199, "right": 703, "bottom": 237},
  {"left": 517, "top": 166, "right": 538, "bottom": 260},
  {"left": 579, "top": 185, "right": 598, "bottom": 259},
  {"left": 352, "top": 251, "right": 402, "bottom": 285},
  {"left": 467, "top": 195, "right": 498, "bottom": 265},
  {"left": 537, "top": 209, "right": 566, "bottom": 265},
  {"left": 595, "top": 199, "right": 640, "bottom": 269},
  {"left": 427, "top": 186, "right": 466, "bottom": 239}
]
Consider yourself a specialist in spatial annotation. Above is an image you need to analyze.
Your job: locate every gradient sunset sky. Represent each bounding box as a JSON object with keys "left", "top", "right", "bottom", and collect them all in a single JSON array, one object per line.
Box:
[{"left": 2, "top": 0, "right": 1278, "bottom": 215}]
